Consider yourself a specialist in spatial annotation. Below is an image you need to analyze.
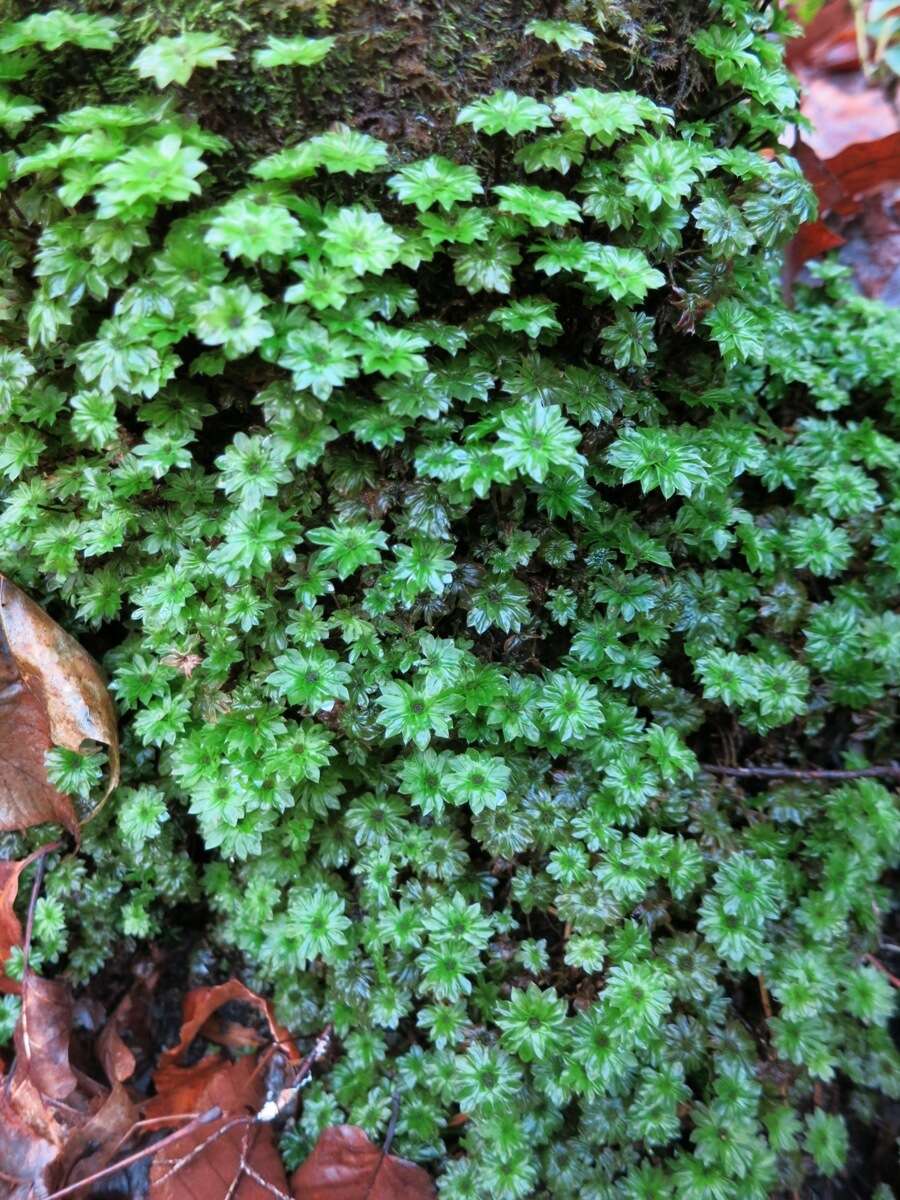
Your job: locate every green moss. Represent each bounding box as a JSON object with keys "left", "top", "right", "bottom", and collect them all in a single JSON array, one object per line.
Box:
[{"left": 2, "top": 2, "right": 899, "bottom": 1196}]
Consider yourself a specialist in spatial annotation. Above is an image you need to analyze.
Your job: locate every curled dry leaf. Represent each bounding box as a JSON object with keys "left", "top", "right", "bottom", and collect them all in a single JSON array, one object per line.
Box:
[
  {"left": 0, "top": 574, "right": 118, "bottom": 836},
  {"left": 155, "top": 978, "right": 301, "bottom": 1077},
  {"left": 786, "top": 0, "right": 859, "bottom": 72},
  {"left": 143, "top": 980, "right": 308, "bottom": 1200},
  {"left": 148, "top": 1054, "right": 289, "bottom": 1200},
  {"left": 786, "top": 133, "right": 900, "bottom": 294},
  {"left": 0, "top": 842, "right": 61, "bottom": 993},
  {"left": 291, "top": 1125, "right": 436, "bottom": 1200},
  {"left": 0, "top": 974, "right": 84, "bottom": 1198},
  {"left": 14, "top": 974, "right": 78, "bottom": 1101}
]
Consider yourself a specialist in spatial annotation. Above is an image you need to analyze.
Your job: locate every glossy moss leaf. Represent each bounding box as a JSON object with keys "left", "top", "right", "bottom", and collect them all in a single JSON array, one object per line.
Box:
[
  {"left": 387, "top": 156, "right": 483, "bottom": 212},
  {"left": 580, "top": 245, "right": 666, "bottom": 303},
  {"left": 452, "top": 238, "right": 522, "bottom": 294},
  {"left": 525, "top": 19, "right": 595, "bottom": 51},
  {"left": 514, "top": 131, "right": 587, "bottom": 175},
  {"left": 554, "top": 88, "right": 671, "bottom": 144},
  {"left": 311, "top": 126, "right": 388, "bottom": 176},
  {"left": 0, "top": 11, "right": 118, "bottom": 53},
  {"left": 252, "top": 34, "right": 335, "bottom": 69},
  {"left": 456, "top": 89, "right": 552, "bottom": 136},
  {"left": 0, "top": 88, "right": 42, "bottom": 135},
  {"left": 493, "top": 184, "right": 581, "bottom": 227},
  {"left": 320, "top": 206, "right": 403, "bottom": 275},
  {"left": 131, "top": 33, "right": 235, "bottom": 89}
]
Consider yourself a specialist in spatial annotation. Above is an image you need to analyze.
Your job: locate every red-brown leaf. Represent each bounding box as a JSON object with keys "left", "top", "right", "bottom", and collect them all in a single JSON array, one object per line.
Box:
[
  {"left": 291, "top": 1125, "right": 436, "bottom": 1200},
  {"left": 155, "top": 979, "right": 300, "bottom": 1076},
  {"left": 786, "top": 0, "right": 859, "bottom": 71},
  {"left": 0, "top": 842, "right": 63, "bottom": 994},
  {"left": 56, "top": 1079, "right": 138, "bottom": 1194},
  {"left": 783, "top": 219, "right": 847, "bottom": 299},
  {"left": 0, "top": 636, "right": 78, "bottom": 837},
  {"left": 14, "top": 974, "right": 78, "bottom": 1100},
  {"left": 822, "top": 131, "right": 900, "bottom": 214},
  {"left": 0, "top": 575, "right": 119, "bottom": 836},
  {"left": 838, "top": 194, "right": 900, "bottom": 302},
  {"left": 141, "top": 980, "right": 305, "bottom": 1199},
  {"left": 0, "top": 1078, "right": 62, "bottom": 1199},
  {"left": 148, "top": 1055, "right": 289, "bottom": 1200},
  {"left": 0, "top": 859, "right": 28, "bottom": 991}
]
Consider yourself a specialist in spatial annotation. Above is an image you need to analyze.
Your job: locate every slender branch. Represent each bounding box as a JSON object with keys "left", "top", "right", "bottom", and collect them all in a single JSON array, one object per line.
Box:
[
  {"left": 17, "top": 840, "right": 63, "bottom": 1081},
  {"left": 864, "top": 954, "right": 900, "bottom": 989},
  {"left": 103, "top": 1112, "right": 203, "bottom": 1164},
  {"left": 22, "top": 841, "right": 62, "bottom": 980},
  {"left": 153, "top": 1117, "right": 248, "bottom": 1186},
  {"left": 43, "top": 1106, "right": 223, "bottom": 1200},
  {"left": 383, "top": 1090, "right": 401, "bottom": 1156},
  {"left": 757, "top": 974, "right": 773, "bottom": 1021},
  {"left": 702, "top": 763, "right": 900, "bottom": 781}
]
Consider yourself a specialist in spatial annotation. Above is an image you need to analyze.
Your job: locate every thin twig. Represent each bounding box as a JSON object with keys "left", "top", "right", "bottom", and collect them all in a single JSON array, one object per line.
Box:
[
  {"left": 43, "top": 1106, "right": 223, "bottom": 1200},
  {"left": 103, "top": 1111, "right": 203, "bottom": 1164},
  {"left": 702, "top": 764, "right": 900, "bottom": 781},
  {"left": 223, "top": 1125, "right": 255, "bottom": 1200},
  {"left": 22, "top": 842, "right": 61, "bottom": 980},
  {"left": 383, "top": 1090, "right": 401, "bottom": 1156},
  {"left": 18, "top": 840, "right": 63, "bottom": 1080},
  {"left": 864, "top": 953, "right": 900, "bottom": 989},
  {"left": 757, "top": 974, "right": 773, "bottom": 1020},
  {"left": 153, "top": 1115, "right": 250, "bottom": 1186},
  {"left": 243, "top": 1161, "right": 291, "bottom": 1199}
]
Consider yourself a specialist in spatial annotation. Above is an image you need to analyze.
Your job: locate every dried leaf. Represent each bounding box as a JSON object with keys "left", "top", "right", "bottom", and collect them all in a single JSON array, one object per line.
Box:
[
  {"left": 786, "top": 132, "right": 900, "bottom": 295},
  {"left": 0, "top": 1078, "right": 62, "bottom": 1199},
  {"left": 96, "top": 958, "right": 160, "bottom": 1086},
  {"left": 148, "top": 1055, "right": 288, "bottom": 1200},
  {"left": 787, "top": 0, "right": 859, "bottom": 72},
  {"left": 156, "top": 979, "right": 300, "bottom": 1076},
  {"left": 838, "top": 194, "right": 900, "bottom": 303},
  {"left": 0, "top": 975, "right": 87, "bottom": 1198},
  {"left": 14, "top": 974, "right": 78, "bottom": 1100},
  {"left": 56, "top": 1078, "right": 138, "bottom": 1194},
  {"left": 0, "top": 632, "right": 78, "bottom": 837},
  {"left": 798, "top": 72, "right": 898, "bottom": 159},
  {"left": 783, "top": 219, "right": 847, "bottom": 299},
  {"left": 0, "top": 859, "right": 33, "bottom": 995},
  {"left": 291, "top": 1125, "right": 436, "bottom": 1200},
  {"left": 0, "top": 842, "right": 62, "bottom": 993},
  {"left": 0, "top": 575, "right": 119, "bottom": 835},
  {"left": 821, "top": 131, "right": 900, "bottom": 214}
]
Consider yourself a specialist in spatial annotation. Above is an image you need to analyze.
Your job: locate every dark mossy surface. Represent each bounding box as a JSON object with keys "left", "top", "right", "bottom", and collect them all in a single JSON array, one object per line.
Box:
[{"left": 10, "top": 0, "right": 717, "bottom": 173}]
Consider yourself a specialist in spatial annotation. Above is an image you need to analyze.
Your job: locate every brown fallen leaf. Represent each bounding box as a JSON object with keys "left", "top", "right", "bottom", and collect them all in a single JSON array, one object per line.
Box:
[
  {"left": 0, "top": 576, "right": 118, "bottom": 836},
  {"left": 786, "top": 0, "right": 859, "bottom": 72},
  {"left": 0, "top": 1074, "right": 65, "bottom": 1199},
  {"left": 785, "top": 132, "right": 900, "bottom": 293},
  {"left": 838, "top": 193, "right": 900, "bottom": 304},
  {"left": 155, "top": 978, "right": 301, "bottom": 1077},
  {"left": 0, "top": 841, "right": 61, "bottom": 993},
  {"left": 148, "top": 1053, "right": 289, "bottom": 1200},
  {"left": 14, "top": 973, "right": 78, "bottom": 1101},
  {"left": 820, "top": 131, "right": 900, "bottom": 215},
  {"left": 782, "top": 219, "right": 847, "bottom": 300},
  {"left": 133, "top": 979, "right": 305, "bottom": 1198},
  {"left": 291, "top": 1125, "right": 436, "bottom": 1200},
  {"left": 0, "top": 973, "right": 88, "bottom": 1198}
]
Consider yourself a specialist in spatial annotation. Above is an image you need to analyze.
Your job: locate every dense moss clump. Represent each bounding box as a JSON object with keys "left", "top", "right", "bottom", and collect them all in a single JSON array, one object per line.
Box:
[{"left": 1, "top": 2, "right": 899, "bottom": 1195}]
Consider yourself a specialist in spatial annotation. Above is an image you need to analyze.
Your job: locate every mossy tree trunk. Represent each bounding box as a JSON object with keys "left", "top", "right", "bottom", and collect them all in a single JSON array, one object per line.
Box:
[{"left": 15, "top": 0, "right": 720, "bottom": 171}]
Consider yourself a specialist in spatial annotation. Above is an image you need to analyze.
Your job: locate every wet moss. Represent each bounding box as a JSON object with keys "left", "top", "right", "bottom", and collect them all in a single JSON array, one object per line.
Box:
[{"left": 9, "top": 0, "right": 717, "bottom": 171}]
